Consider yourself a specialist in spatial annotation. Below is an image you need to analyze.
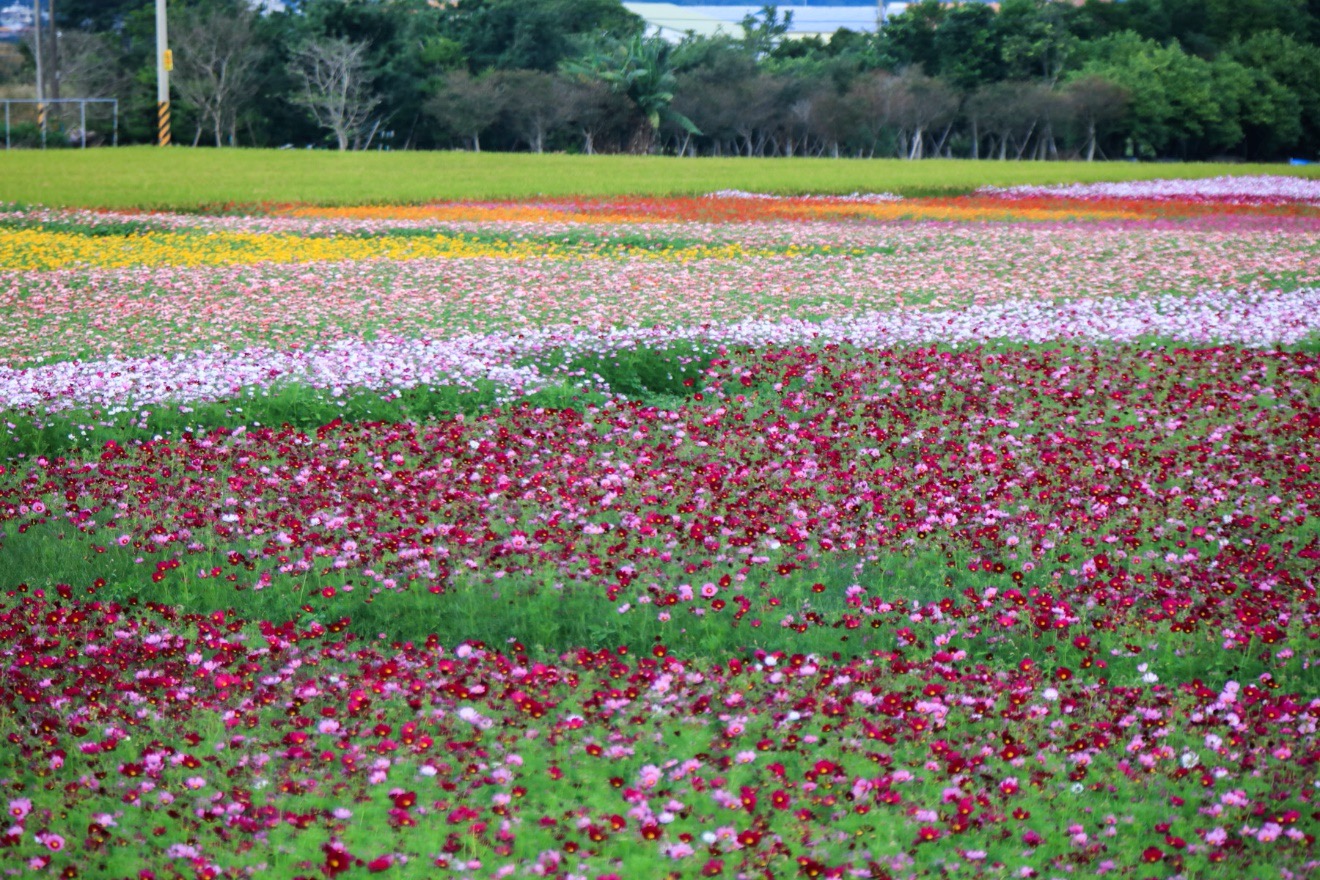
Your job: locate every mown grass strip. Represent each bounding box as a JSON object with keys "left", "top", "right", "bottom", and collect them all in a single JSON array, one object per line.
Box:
[{"left": 2, "top": 147, "right": 1315, "bottom": 210}]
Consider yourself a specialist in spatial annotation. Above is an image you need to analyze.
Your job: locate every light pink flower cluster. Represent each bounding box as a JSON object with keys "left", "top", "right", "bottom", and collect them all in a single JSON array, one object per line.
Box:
[
  {"left": 981, "top": 174, "right": 1320, "bottom": 204},
  {"left": 4, "top": 285, "right": 1315, "bottom": 420}
]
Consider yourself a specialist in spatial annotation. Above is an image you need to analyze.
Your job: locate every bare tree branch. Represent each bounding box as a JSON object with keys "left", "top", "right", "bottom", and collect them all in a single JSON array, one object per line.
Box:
[
  {"left": 171, "top": 3, "right": 264, "bottom": 147},
  {"left": 288, "top": 37, "right": 381, "bottom": 151}
]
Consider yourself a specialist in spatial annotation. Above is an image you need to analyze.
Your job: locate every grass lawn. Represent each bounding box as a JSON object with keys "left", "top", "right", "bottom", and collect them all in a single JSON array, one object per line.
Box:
[{"left": 1, "top": 145, "right": 1316, "bottom": 209}]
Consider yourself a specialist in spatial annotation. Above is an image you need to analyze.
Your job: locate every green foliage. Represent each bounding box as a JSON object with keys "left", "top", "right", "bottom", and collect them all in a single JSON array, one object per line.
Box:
[
  {"left": 1076, "top": 32, "right": 1237, "bottom": 157},
  {"left": 933, "top": 4, "right": 1003, "bottom": 90},
  {"left": 995, "top": 0, "right": 1078, "bottom": 84},
  {"left": 563, "top": 34, "right": 699, "bottom": 144},
  {"left": 30, "top": 0, "right": 1320, "bottom": 159},
  {"left": 1111, "top": 0, "right": 1315, "bottom": 52},
  {"left": 1228, "top": 31, "right": 1320, "bottom": 155},
  {"left": 739, "top": 5, "right": 794, "bottom": 60},
  {"left": 1208, "top": 55, "right": 1302, "bottom": 160},
  {"left": 443, "top": 0, "right": 643, "bottom": 72},
  {"left": 0, "top": 380, "right": 496, "bottom": 463},
  {"left": 874, "top": 0, "right": 944, "bottom": 73}
]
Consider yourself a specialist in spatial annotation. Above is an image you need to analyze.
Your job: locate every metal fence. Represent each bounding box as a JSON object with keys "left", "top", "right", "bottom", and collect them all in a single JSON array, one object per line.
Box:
[{"left": 2, "top": 98, "right": 119, "bottom": 149}]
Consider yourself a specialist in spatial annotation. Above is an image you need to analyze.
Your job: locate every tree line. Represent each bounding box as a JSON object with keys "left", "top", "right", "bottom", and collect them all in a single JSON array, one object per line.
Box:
[{"left": 9, "top": 0, "right": 1320, "bottom": 161}]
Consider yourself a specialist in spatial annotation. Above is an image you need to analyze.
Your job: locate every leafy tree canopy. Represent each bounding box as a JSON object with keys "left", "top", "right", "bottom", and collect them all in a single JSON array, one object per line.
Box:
[{"left": 443, "top": 0, "right": 643, "bottom": 71}]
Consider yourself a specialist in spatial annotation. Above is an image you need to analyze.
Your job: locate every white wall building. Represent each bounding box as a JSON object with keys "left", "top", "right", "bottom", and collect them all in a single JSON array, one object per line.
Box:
[{"left": 622, "top": 3, "right": 908, "bottom": 43}]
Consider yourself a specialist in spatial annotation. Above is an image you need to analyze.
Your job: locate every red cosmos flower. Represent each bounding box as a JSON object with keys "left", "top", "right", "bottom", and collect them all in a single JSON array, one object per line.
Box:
[
  {"left": 701, "top": 860, "right": 724, "bottom": 876},
  {"left": 797, "top": 858, "right": 826, "bottom": 878},
  {"left": 916, "top": 826, "right": 941, "bottom": 843},
  {"left": 366, "top": 855, "right": 393, "bottom": 873},
  {"left": 320, "top": 844, "right": 354, "bottom": 878},
  {"left": 387, "top": 808, "right": 415, "bottom": 828},
  {"left": 771, "top": 789, "right": 791, "bottom": 809},
  {"left": 1142, "top": 846, "right": 1164, "bottom": 862}
]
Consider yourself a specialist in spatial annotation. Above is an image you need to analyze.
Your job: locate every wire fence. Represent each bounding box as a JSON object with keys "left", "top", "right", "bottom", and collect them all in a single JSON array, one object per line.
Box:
[{"left": 2, "top": 97, "right": 119, "bottom": 149}]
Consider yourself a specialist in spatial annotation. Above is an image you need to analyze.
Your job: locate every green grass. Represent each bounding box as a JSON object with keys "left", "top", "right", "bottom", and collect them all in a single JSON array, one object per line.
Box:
[{"left": 2, "top": 147, "right": 1316, "bottom": 210}]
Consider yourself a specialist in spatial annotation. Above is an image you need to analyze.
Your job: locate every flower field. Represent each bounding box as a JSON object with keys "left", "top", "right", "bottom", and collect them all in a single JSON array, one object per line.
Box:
[{"left": 0, "top": 176, "right": 1318, "bottom": 880}]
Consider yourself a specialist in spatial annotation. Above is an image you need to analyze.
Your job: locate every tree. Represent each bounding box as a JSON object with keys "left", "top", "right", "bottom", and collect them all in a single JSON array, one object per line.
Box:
[
  {"left": 728, "top": 73, "right": 788, "bottom": 157},
  {"left": 558, "top": 76, "right": 630, "bottom": 154},
  {"left": 295, "top": 0, "right": 450, "bottom": 150},
  {"left": 1113, "top": 0, "right": 1314, "bottom": 52},
  {"left": 1207, "top": 56, "right": 1301, "bottom": 160},
  {"left": 891, "top": 70, "right": 957, "bottom": 159},
  {"left": 425, "top": 69, "right": 501, "bottom": 151},
  {"left": 1062, "top": 75, "right": 1127, "bottom": 161},
  {"left": 806, "top": 87, "right": 859, "bottom": 158},
  {"left": 50, "top": 29, "right": 128, "bottom": 99},
  {"left": 1228, "top": 30, "right": 1320, "bottom": 156},
  {"left": 847, "top": 70, "right": 909, "bottom": 157},
  {"left": 740, "top": 5, "right": 793, "bottom": 60},
  {"left": 1075, "top": 32, "right": 1226, "bottom": 158},
  {"left": 932, "top": 3, "right": 1003, "bottom": 90},
  {"left": 876, "top": 0, "right": 945, "bottom": 74},
  {"left": 288, "top": 36, "right": 381, "bottom": 150},
  {"left": 494, "top": 70, "right": 569, "bottom": 153},
  {"left": 779, "top": 80, "right": 831, "bottom": 157},
  {"left": 996, "top": 0, "right": 1078, "bottom": 85},
  {"left": 444, "top": 0, "right": 642, "bottom": 72},
  {"left": 968, "top": 81, "right": 1050, "bottom": 160},
  {"left": 670, "top": 37, "right": 756, "bottom": 155},
  {"left": 170, "top": 0, "right": 265, "bottom": 146},
  {"left": 562, "top": 35, "right": 698, "bottom": 154}
]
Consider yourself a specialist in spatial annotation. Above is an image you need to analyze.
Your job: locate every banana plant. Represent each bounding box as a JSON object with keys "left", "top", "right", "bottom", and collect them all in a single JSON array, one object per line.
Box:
[{"left": 563, "top": 34, "right": 700, "bottom": 150}]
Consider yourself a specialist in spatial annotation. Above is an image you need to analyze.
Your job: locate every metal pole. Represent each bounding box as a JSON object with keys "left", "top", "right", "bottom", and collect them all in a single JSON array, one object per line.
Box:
[
  {"left": 4, "top": 102, "right": 9, "bottom": 150},
  {"left": 155, "top": 0, "right": 170, "bottom": 146},
  {"left": 80, "top": 99, "right": 85, "bottom": 148},
  {"left": 878, "top": 1, "right": 887, "bottom": 28},
  {"left": 33, "top": 0, "right": 46, "bottom": 148},
  {"left": 47, "top": 0, "right": 58, "bottom": 103},
  {"left": 113, "top": 99, "right": 118, "bottom": 147}
]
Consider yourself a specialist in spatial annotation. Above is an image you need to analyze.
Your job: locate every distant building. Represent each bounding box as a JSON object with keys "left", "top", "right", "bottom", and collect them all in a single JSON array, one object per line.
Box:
[
  {"left": 0, "top": 2, "right": 36, "bottom": 44},
  {"left": 622, "top": 3, "right": 909, "bottom": 43}
]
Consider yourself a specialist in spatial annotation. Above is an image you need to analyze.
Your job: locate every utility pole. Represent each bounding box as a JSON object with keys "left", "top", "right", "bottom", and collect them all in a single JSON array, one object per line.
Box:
[
  {"left": 32, "top": 0, "right": 46, "bottom": 147},
  {"left": 878, "top": 0, "right": 888, "bottom": 28},
  {"left": 156, "top": 0, "right": 171, "bottom": 146},
  {"left": 47, "top": 0, "right": 58, "bottom": 104}
]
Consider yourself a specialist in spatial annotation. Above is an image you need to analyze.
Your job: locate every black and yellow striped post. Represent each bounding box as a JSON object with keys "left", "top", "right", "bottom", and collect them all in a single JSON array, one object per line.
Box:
[
  {"left": 157, "top": 100, "right": 171, "bottom": 147},
  {"left": 156, "top": 0, "right": 170, "bottom": 146}
]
